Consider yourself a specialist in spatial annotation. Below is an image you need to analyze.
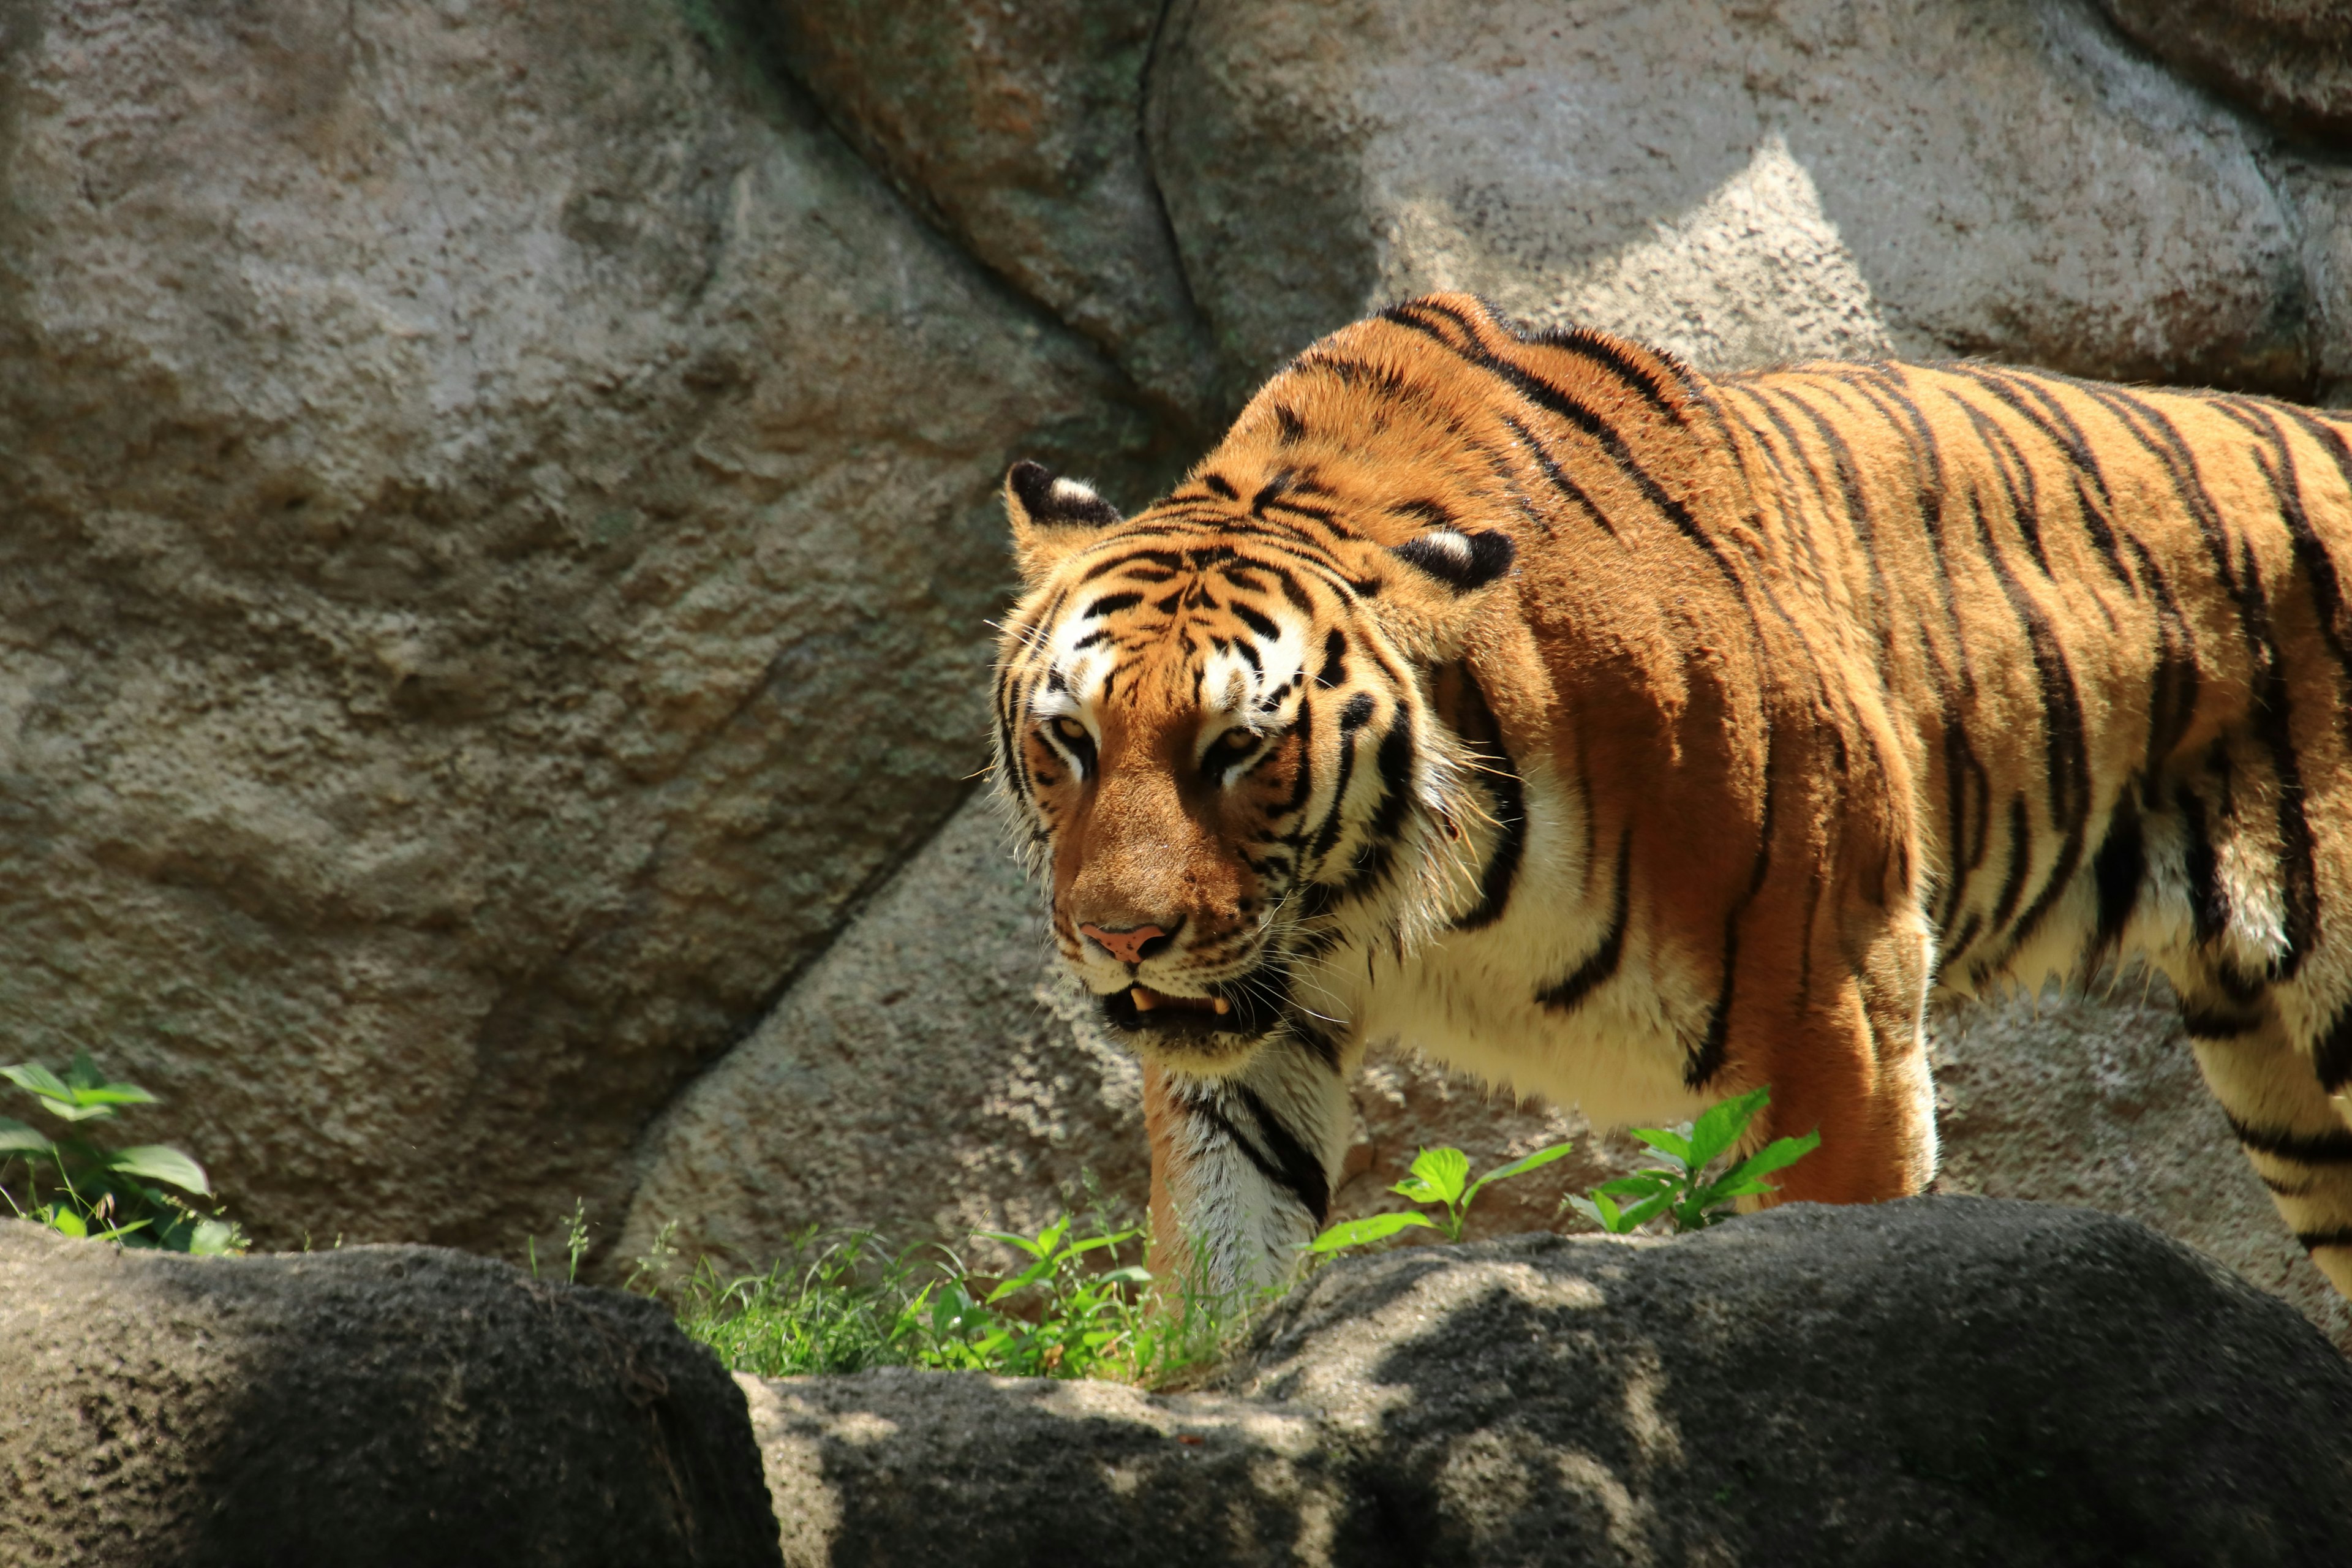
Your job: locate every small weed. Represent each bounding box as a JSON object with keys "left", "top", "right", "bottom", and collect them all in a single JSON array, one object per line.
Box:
[
  {"left": 1306, "top": 1140, "right": 1579, "bottom": 1256},
  {"left": 0, "top": 1052, "right": 244, "bottom": 1254},
  {"left": 1563, "top": 1086, "right": 1820, "bottom": 1235},
  {"left": 650, "top": 1213, "right": 1263, "bottom": 1387}
]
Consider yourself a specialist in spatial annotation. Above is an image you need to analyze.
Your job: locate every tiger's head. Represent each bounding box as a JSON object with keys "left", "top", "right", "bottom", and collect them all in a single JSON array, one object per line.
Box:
[{"left": 991, "top": 379, "right": 1521, "bottom": 1077}]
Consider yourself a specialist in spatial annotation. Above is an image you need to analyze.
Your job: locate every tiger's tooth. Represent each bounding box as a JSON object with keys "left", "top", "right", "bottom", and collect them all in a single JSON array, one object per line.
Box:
[
  {"left": 1212, "top": 997, "right": 1232, "bottom": 1015},
  {"left": 1131, "top": 987, "right": 1157, "bottom": 1012}
]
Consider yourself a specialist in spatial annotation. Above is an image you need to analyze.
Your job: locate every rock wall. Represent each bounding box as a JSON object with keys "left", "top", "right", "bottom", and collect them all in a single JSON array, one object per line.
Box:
[{"left": 7, "top": 0, "right": 2352, "bottom": 1326}]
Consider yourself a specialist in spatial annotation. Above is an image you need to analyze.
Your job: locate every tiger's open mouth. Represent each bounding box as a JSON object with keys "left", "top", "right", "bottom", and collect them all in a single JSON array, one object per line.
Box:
[{"left": 1096, "top": 973, "right": 1284, "bottom": 1042}]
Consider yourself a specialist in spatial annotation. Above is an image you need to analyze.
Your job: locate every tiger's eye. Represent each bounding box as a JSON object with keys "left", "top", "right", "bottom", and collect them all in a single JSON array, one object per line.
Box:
[
  {"left": 1207, "top": 728, "right": 1258, "bottom": 765},
  {"left": 1051, "top": 717, "right": 1090, "bottom": 747}
]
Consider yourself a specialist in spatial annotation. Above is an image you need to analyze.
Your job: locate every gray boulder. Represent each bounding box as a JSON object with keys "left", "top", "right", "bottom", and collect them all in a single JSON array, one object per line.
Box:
[
  {"left": 1148, "top": 0, "right": 2311, "bottom": 397},
  {"left": 772, "top": 0, "right": 1219, "bottom": 420},
  {"left": 0, "top": 0, "right": 1156, "bottom": 1256},
  {"left": 745, "top": 1199, "right": 2352, "bottom": 1567},
  {"left": 0, "top": 1222, "right": 780, "bottom": 1567},
  {"left": 2097, "top": 1, "right": 2352, "bottom": 138}
]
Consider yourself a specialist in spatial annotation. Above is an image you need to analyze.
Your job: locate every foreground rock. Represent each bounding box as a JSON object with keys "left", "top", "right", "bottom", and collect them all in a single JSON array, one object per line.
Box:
[
  {"left": 746, "top": 1200, "right": 2352, "bottom": 1567},
  {"left": 0, "top": 1223, "right": 779, "bottom": 1568}
]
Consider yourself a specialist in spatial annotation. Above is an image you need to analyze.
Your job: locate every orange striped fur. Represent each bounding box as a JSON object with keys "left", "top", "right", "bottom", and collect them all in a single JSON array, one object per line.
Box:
[{"left": 993, "top": 293, "right": 2352, "bottom": 1294}]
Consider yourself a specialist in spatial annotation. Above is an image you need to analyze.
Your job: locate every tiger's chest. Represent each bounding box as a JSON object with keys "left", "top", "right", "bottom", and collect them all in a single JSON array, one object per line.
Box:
[{"left": 1297, "top": 756, "right": 1719, "bottom": 1131}]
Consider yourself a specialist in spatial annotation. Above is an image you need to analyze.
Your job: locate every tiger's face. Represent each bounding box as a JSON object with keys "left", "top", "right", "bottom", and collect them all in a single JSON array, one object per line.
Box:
[{"left": 993, "top": 458, "right": 1513, "bottom": 1076}]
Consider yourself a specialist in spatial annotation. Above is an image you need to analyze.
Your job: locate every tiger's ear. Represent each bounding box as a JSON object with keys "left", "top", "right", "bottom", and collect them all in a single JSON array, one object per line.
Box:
[
  {"left": 1005, "top": 460, "right": 1123, "bottom": 587},
  {"left": 1374, "top": 528, "right": 1518, "bottom": 663}
]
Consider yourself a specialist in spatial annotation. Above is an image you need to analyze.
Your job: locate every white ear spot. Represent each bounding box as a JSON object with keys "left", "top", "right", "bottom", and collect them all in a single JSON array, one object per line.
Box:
[{"left": 1390, "top": 527, "right": 1515, "bottom": 592}]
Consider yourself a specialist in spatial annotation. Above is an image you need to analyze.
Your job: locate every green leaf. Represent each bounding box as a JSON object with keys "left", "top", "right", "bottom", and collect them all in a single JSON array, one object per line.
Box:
[
  {"left": 2, "top": 1063, "right": 72, "bottom": 1102},
  {"left": 1616, "top": 1189, "right": 1679, "bottom": 1231},
  {"left": 64, "top": 1087, "right": 159, "bottom": 1109},
  {"left": 1462, "top": 1141, "right": 1575, "bottom": 1209},
  {"left": 1304, "top": 1210, "right": 1436, "bottom": 1254},
  {"left": 1098, "top": 1266, "right": 1152, "bottom": 1286},
  {"left": 0, "top": 1117, "right": 54, "bottom": 1155},
  {"left": 43, "top": 1205, "right": 86, "bottom": 1238},
  {"left": 1630, "top": 1126, "right": 1694, "bottom": 1165},
  {"left": 1561, "top": 1191, "right": 1623, "bottom": 1232},
  {"left": 1686, "top": 1087, "right": 1769, "bottom": 1172},
  {"left": 1404, "top": 1146, "right": 1471, "bottom": 1206},
  {"left": 1699, "top": 1175, "right": 1779, "bottom": 1200},
  {"left": 105, "top": 1145, "right": 210, "bottom": 1196},
  {"left": 973, "top": 1228, "right": 1052, "bottom": 1262},
  {"left": 1593, "top": 1172, "right": 1677, "bottom": 1202},
  {"left": 1724, "top": 1128, "right": 1822, "bottom": 1184}
]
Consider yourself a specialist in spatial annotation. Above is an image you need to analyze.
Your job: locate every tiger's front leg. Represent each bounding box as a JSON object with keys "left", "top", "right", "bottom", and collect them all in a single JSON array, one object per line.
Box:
[{"left": 1140, "top": 1033, "right": 1359, "bottom": 1296}]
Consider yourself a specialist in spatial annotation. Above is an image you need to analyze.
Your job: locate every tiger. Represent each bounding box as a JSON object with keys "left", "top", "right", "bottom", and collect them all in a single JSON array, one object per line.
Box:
[{"left": 990, "top": 290, "right": 2352, "bottom": 1299}]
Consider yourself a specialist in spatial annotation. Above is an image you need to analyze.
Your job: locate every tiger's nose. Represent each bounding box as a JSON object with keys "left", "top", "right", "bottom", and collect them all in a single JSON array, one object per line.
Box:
[{"left": 1079, "top": 922, "right": 1173, "bottom": 965}]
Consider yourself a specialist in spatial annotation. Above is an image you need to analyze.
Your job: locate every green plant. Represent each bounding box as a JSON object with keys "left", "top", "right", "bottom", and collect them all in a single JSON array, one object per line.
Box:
[
  {"left": 1305, "top": 1140, "right": 1578, "bottom": 1256},
  {"left": 0, "top": 1052, "right": 243, "bottom": 1254},
  {"left": 655, "top": 1212, "right": 1261, "bottom": 1387},
  {"left": 1563, "top": 1086, "right": 1819, "bottom": 1235}
]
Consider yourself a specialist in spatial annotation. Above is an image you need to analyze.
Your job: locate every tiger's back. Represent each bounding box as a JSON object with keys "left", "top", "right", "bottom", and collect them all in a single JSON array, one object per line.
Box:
[{"left": 992, "top": 293, "right": 2352, "bottom": 1294}]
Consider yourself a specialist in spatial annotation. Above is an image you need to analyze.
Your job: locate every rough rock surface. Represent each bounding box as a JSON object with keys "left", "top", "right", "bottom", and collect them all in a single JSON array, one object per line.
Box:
[
  {"left": 2097, "top": 1, "right": 2352, "bottom": 138},
  {"left": 1931, "top": 984, "right": 2352, "bottom": 1352},
  {"left": 0, "top": 1222, "right": 780, "bottom": 1568},
  {"left": 618, "top": 791, "right": 1647, "bottom": 1278},
  {"left": 1148, "top": 0, "right": 2310, "bottom": 398},
  {"left": 772, "top": 0, "right": 1218, "bottom": 420},
  {"left": 744, "top": 1200, "right": 2352, "bottom": 1567},
  {"left": 0, "top": 0, "right": 1156, "bottom": 1254}
]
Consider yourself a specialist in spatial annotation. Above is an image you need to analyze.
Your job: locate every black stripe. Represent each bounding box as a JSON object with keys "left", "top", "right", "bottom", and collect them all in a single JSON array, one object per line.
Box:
[
  {"left": 1194, "top": 1090, "right": 1329, "bottom": 1225},
  {"left": 1381, "top": 300, "right": 1742, "bottom": 587},
  {"left": 2296, "top": 1228, "right": 2352, "bottom": 1252},
  {"left": 2182, "top": 1005, "right": 2264, "bottom": 1041},
  {"left": 2089, "top": 797, "right": 2144, "bottom": 959},
  {"left": 1498, "top": 410, "right": 1607, "bottom": 535},
  {"left": 2227, "top": 1113, "right": 2352, "bottom": 1166},
  {"left": 1449, "top": 669, "right": 1526, "bottom": 933},
  {"left": 2177, "top": 775, "right": 2229, "bottom": 946},
  {"left": 1988, "top": 796, "right": 2034, "bottom": 935},
  {"left": 1687, "top": 737, "right": 1778, "bottom": 1089},
  {"left": 1537, "top": 831, "right": 1632, "bottom": 1012},
  {"left": 2314, "top": 1006, "right": 2352, "bottom": 1095},
  {"left": 1344, "top": 723, "right": 1417, "bottom": 892},
  {"left": 2233, "top": 542, "right": 2321, "bottom": 978},
  {"left": 1519, "top": 317, "right": 1694, "bottom": 424},
  {"left": 1232, "top": 1084, "right": 1332, "bottom": 1224},
  {"left": 1231, "top": 600, "right": 1280, "bottom": 641}
]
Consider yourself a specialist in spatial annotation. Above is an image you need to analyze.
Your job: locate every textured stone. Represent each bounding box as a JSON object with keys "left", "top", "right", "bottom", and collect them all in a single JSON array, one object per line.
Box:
[
  {"left": 1148, "top": 0, "right": 2310, "bottom": 398},
  {"left": 0, "top": 0, "right": 1157, "bottom": 1254},
  {"left": 772, "top": 0, "right": 1219, "bottom": 422},
  {"left": 744, "top": 1202, "right": 2352, "bottom": 1566},
  {"left": 617, "top": 791, "right": 1646, "bottom": 1279},
  {"left": 0, "top": 1221, "right": 780, "bottom": 1568},
  {"left": 1929, "top": 982, "right": 2352, "bottom": 1352},
  {"left": 2097, "top": 1, "right": 2352, "bottom": 139}
]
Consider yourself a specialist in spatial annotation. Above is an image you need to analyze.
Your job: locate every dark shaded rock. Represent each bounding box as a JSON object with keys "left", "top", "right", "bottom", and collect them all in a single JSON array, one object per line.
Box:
[
  {"left": 772, "top": 0, "right": 1220, "bottom": 420},
  {"left": 0, "top": 1222, "right": 781, "bottom": 1568},
  {"left": 2098, "top": 1, "right": 2352, "bottom": 139},
  {"left": 747, "top": 1199, "right": 2352, "bottom": 1566}
]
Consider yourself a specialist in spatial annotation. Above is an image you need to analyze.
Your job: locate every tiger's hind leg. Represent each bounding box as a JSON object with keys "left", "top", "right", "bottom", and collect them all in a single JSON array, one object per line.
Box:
[{"left": 2183, "top": 1001, "right": 2352, "bottom": 1298}]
